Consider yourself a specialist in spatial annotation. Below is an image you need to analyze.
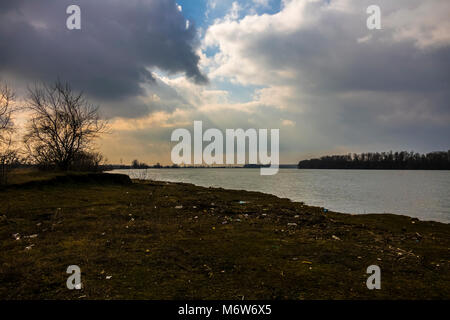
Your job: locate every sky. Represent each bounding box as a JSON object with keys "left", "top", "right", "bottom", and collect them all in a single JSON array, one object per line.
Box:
[{"left": 1, "top": 0, "right": 449, "bottom": 165}]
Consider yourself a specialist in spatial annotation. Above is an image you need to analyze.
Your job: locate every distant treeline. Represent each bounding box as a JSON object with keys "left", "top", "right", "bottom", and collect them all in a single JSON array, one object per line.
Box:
[{"left": 298, "top": 151, "right": 450, "bottom": 170}]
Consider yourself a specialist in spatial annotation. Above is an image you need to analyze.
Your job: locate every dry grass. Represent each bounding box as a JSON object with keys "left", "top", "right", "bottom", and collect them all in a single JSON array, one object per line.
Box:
[{"left": 0, "top": 172, "right": 449, "bottom": 299}]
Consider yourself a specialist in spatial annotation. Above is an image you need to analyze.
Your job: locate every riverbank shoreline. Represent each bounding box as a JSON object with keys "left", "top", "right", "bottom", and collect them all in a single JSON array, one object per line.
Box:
[
  {"left": 109, "top": 168, "right": 450, "bottom": 224},
  {"left": 1, "top": 173, "right": 449, "bottom": 299}
]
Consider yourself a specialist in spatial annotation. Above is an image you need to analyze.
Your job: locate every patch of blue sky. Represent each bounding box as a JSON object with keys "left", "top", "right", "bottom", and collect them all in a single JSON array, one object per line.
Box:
[
  {"left": 213, "top": 79, "right": 265, "bottom": 104},
  {"left": 203, "top": 45, "right": 220, "bottom": 58},
  {"left": 176, "top": 0, "right": 277, "bottom": 103},
  {"left": 177, "top": 0, "right": 282, "bottom": 28},
  {"left": 176, "top": 0, "right": 208, "bottom": 27}
]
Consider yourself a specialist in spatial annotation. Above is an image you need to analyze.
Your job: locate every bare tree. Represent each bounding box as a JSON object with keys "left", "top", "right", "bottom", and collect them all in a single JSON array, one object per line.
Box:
[
  {"left": 24, "top": 80, "right": 108, "bottom": 171},
  {"left": 0, "top": 82, "right": 17, "bottom": 184},
  {"left": 0, "top": 83, "right": 14, "bottom": 131}
]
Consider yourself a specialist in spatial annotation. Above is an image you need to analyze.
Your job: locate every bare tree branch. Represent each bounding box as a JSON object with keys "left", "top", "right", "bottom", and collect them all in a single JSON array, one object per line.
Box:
[
  {"left": 24, "top": 80, "right": 108, "bottom": 171},
  {"left": 0, "top": 81, "right": 17, "bottom": 184}
]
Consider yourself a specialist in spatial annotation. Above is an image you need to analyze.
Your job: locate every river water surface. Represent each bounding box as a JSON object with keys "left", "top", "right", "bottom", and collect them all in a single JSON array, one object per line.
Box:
[{"left": 111, "top": 168, "right": 450, "bottom": 223}]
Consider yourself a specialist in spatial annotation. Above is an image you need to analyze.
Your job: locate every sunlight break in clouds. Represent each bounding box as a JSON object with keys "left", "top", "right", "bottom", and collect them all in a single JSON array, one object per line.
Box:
[
  {"left": 1, "top": 0, "right": 449, "bottom": 164},
  {"left": 99, "top": 0, "right": 450, "bottom": 164}
]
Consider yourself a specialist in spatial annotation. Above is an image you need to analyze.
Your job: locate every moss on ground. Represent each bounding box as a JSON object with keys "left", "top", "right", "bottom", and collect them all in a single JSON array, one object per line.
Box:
[{"left": 0, "top": 172, "right": 449, "bottom": 299}]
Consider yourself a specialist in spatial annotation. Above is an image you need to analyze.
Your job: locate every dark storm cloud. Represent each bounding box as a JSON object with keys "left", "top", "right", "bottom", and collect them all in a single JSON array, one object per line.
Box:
[
  {"left": 0, "top": 0, "right": 207, "bottom": 103},
  {"left": 254, "top": 24, "right": 450, "bottom": 122},
  {"left": 240, "top": 6, "right": 450, "bottom": 96},
  {"left": 202, "top": 0, "right": 450, "bottom": 157}
]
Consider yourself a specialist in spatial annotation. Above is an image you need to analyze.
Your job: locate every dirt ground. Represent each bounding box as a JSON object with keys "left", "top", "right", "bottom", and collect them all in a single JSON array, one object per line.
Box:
[{"left": 1, "top": 173, "right": 449, "bottom": 299}]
